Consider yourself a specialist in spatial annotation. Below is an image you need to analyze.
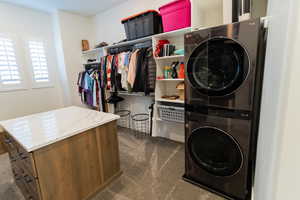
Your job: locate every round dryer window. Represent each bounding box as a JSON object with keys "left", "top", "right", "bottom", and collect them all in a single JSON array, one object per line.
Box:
[
  {"left": 188, "top": 127, "right": 243, "bottom": 177},
  {"left": 187, "top": 38, "right": 250, "bottom": 96}
]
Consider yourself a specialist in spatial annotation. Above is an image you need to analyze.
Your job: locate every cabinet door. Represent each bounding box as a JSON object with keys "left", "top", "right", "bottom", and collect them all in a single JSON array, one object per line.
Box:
[
  {"left": 34, "top": 129, "right": 103, "bottom": 200},
  {"left": 95, "top": 121, "right": 121, "bottom": 182}
]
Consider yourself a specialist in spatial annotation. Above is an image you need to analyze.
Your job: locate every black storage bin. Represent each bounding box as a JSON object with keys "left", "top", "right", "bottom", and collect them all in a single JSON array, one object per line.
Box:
[{"left": 121, "top": 10, "right": 163, "bottom": 41}]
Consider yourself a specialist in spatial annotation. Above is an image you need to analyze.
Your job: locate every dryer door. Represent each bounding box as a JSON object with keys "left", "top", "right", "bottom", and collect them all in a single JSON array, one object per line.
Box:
[
  {"left": 186, "top": 38, "right": 249, "bottom": 96},
  {"left": 188, "top": 127, "right": 243, "bottom": 177}
]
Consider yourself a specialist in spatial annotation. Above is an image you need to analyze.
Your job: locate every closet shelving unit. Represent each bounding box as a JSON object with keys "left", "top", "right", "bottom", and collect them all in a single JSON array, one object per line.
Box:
[
  {"left": 80, "top": 27, "right": 192, "bottom": 141},
  {"left": 151, "top": 27, "right": 192, "bottom": 143},
  {"left": 81, "top": 36, "right": 155, "bottom": 99},
  {"left": 104, "top": 36, "right": 155, "bottom": 99}
]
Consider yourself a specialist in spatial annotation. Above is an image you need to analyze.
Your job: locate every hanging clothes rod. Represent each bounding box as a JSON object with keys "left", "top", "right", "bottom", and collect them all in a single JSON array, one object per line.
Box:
[
  {"left": 108, "top": 40, "right": 152, "bottom": 54},
  {"left": 84, "top": 63, "right": 100, "bottom": 70}
]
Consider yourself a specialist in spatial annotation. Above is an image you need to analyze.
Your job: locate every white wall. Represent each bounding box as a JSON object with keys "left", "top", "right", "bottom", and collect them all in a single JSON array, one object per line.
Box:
[
  {"left": 53, "top": 11, "right": 95, "bottom": 107},
  {"left": 274, "top": 3, "right": 300, "bottom": 197},
  {"left": 192, "top": 0, "right": 223, "bottom": 28},
  {"left": 269, "top": 0, "right": 300, "bottom": 199},
  {"left": 93, "top": 0, "right": 170, "bottom": 44},
  {"left": 222, "top": 0, "right": 232, "bottom": 24},
  {"left": 254, "top": 0, "right": 300, "bottom": 199},
  {"left": 0, "top": 3, "right": 65, "bottom": 121}
]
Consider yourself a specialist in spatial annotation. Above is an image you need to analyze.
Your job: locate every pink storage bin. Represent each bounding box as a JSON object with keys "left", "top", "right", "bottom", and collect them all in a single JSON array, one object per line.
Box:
[{"left": 159, "top": 0, "right": 191, "bottom": 32}]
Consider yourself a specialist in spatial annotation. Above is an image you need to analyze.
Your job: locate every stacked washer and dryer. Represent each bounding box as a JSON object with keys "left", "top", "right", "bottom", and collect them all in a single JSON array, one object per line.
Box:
[{"left": 183, "top": 19, "right": 267, "bottom": 200}]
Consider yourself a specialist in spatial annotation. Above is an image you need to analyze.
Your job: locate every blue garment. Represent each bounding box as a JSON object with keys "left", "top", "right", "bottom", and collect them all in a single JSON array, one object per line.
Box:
[
  {"left": 124, "top": 52, "right": 130, "bottom": 67},
  {"left": 84, "top": 72, "right": 94, "bottom": 91}
]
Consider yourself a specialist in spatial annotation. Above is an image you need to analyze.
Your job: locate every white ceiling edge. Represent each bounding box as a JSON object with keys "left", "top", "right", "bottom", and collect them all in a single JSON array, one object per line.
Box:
[{"left": 0, "top": 0, "right": 129, "bottom": 17}]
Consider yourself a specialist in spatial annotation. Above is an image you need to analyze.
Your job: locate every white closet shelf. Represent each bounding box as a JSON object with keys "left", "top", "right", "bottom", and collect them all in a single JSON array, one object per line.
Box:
[
  {"left": 156, "top": 79, "right": 184, "bottom": 81},
  {"left": 83, "top": 61, "right": 101, "bottom": 65},
  {"left": 154, "top": 55, "right": 184, "bottom": 60},
  {"left": 118, "top": 91, "right": 155, "bottom": 97},
  {"left": 82, "top": 48, "right": 104, "bottom": 55},
  {"left": 104, "top": 35, "right": 153, "bottom": 49},
  {"left": 153, "top": 27, "right": 192, "bottom": 39},
  {"left": 156, "top": 98, "right": 184, "bottom": 104}
]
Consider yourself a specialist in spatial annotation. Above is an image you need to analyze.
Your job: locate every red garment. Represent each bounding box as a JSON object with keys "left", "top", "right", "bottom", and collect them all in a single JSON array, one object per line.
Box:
[
  {"left": 96, "top": 78, "right": 100, "bottom": 105},
  {"left": 179, "top": 63, "right": 185, "bottom": 79},
  {"left": 106, "top": 55, "right": 113, "bottom": 90},
  {"left": 155, "top": 40, "right": 170, "bottom": 57}
]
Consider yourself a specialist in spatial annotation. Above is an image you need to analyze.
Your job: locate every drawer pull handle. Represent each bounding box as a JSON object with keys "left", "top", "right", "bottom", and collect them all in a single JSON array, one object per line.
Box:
[
  {"left": 24, "top": 175, "right": 33, "bottom": 183},
  {"left": 19, "top": 153, "right": 28, "bottom": 160},
  {"left": 4, "top": 139, "right": 11, "bottom": 144},
  {"left": 11, "top": 157, "right": 17, "bottom": 162},
  {"left": 12, "top": 170, "right": 18, "bottom": 176}
]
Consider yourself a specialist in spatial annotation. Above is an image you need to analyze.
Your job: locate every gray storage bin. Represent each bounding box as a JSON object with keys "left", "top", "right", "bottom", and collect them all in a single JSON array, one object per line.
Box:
[{"left": 157, "top": 105, "right": 184, "bottom": 123}]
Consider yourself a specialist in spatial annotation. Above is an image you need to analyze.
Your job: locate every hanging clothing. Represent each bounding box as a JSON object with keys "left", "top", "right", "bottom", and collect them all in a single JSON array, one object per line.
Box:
[
  {"left": 121, "top": 52, "right": 131, "bottom": 90},
  {"left": 96, "top": 44, "right": 156, "bottom": 96},
  {"left": 106, "top": 55, "right": 113, "bottom": 90},
  {"left": 145, "top": 48, "right": 156, "bottom": 94},
  {"left": 100, "top": 56, "right": 107, "bottom": 88},
  {"left": 77, "top": 67, "right": 106, "bottom": 111},
  {"left": 127, "top": 49, "right": 140, "bottom": 88},
  {"left": 132, "top": 48, "right": 148, "bottom": 92}
]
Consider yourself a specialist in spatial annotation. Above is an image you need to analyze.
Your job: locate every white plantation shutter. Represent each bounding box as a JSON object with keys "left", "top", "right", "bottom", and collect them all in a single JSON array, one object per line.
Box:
[
  {"left": 0, "top": 36, "right": 21, "bottom": 85},
  {"left": 29, "top": 41, "right": 49, "bottom": 83}
]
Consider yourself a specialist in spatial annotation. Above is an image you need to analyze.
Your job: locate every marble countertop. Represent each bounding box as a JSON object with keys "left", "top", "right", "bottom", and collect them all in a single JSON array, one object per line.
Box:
[{"left": 0, "top": 106, "right": 120, "bottom": 152}]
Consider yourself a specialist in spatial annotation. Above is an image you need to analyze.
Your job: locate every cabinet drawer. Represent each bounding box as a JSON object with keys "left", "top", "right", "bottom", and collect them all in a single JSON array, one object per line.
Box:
[
  {"left": 15, "top": 138, "right": 37, "bottom": 178},
  {"left": 14, "top": 170, "right": 41, "bottom": 200},
  {"left": 16, "top": 177, "right": 39, "bottom": 200},
  {"left": 22, "top": 173, "right": 41, "bottom": 199},
  {"left": 4, "top": 132, "right": 37, "bottom": 178},
  {"left": 20, "top": 155, "right": 37, "bottom": 178},
  {"left": 3, "top": 132, "right": 40, "bottom": 199},
  {"left": 12, "top": 165, "right": 23, "bottom": 181},
  {"left": 2, "top": 133, "right": 18, "bottom": 157}
]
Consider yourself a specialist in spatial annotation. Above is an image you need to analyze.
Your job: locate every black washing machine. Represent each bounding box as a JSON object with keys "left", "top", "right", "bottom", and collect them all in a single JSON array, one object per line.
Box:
[
  {"left": 185, "top": 18, "right": 264, "bottom": 111},
  {"left": 183, "top": 19, "right": 267, "bottom": 200}
]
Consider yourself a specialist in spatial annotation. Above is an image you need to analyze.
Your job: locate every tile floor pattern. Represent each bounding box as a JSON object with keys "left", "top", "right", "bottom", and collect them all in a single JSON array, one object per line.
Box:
[{"left": 0, "top": 128, "right": 224, "bottom": 200}]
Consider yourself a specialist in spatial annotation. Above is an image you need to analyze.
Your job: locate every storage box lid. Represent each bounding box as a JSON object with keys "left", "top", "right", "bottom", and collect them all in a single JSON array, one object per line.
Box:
[
  {"left": 121, "top": 10, "right": 160, "bottom": 23},
  {"left": 159, "top": 0, "right": 191, "bottom": 11}
]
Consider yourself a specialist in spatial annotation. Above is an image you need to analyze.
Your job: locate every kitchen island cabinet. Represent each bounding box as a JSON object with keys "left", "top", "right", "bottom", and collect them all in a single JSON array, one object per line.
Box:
[{"left": 0, "top": 106, "right": 121, "bottom": 200}]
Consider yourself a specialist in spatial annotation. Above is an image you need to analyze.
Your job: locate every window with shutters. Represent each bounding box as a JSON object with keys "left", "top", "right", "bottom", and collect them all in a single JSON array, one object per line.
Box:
[
  {"left": 0, "top": 36, "right": 23, "bottom": 90},
  {"left": 28, "top": 40, "right": 51, "bottom": 85}
]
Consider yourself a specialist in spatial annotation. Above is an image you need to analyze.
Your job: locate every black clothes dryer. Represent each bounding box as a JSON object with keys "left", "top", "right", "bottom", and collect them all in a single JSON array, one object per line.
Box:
[
  {"left": 184, "top": 112, "right": 252, "bottom": 200},
  {"left": 183, "top": 19, "right": 266, "bottom": 200},
  {"left": 185, "top": 19, "right": 264, "bottom": 112}
]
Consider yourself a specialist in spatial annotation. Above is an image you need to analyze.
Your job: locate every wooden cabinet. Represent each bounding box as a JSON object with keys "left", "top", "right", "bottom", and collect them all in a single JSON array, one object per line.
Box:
[
  {"left": 95, "top": 121, "right": 120, "bottom": 182},
  {"left": 2, "top": 121, "right": 121, "bottom": 200},
  {"left": 2, "top": 131, "right": 41, "bottom": 200}
]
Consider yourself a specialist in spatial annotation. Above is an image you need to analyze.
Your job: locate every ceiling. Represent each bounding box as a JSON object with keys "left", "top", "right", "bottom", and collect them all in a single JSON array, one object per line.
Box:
[{"left": 0, "top": 0, "right": 127, "bottom": 16}]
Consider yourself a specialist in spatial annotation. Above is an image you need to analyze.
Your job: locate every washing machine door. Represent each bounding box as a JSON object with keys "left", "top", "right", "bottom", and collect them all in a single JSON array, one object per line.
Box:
[
  {"left": 188, "top": 127, "right": 243, "bottom": 177},
  {"left": 187, "top": 38, "right": 250, "bottom": 96}
]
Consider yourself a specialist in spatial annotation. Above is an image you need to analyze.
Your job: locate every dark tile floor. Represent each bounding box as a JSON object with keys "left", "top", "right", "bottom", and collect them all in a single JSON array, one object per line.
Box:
[{"left": 0, "top": 128, "right": 224, "bottom": 200}]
